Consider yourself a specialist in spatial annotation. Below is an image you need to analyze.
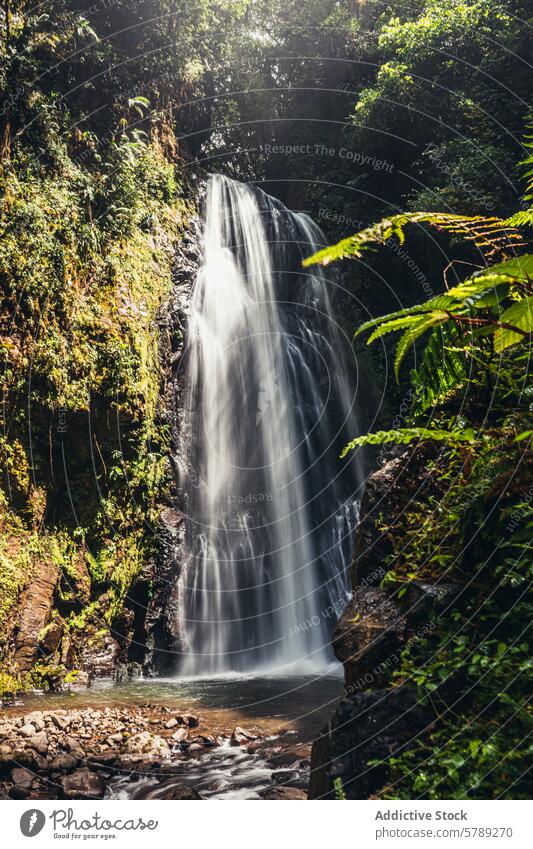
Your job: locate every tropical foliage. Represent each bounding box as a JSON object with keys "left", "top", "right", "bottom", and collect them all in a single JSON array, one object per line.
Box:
[{"left": 304, "top": 137, "right": 533, "bottom": 799}]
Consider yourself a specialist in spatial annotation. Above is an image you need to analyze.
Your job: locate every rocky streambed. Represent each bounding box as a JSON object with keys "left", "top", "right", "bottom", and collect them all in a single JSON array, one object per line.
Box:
[
  {"left": 0, "top": 674, "right": 341, "bottom": 800},
  {"left": 0, "top": 704, "right": 310, "bottom": 800}
]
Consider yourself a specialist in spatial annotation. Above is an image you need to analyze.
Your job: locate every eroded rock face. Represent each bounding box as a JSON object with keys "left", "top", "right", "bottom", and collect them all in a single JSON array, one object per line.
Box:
[
  {"left": 39, "top": 618, "right": 64, "bottom": 655},
  {"left": 332, "top": 588, "right": 406, "bottom": 689},
  {"left": 14, "top": 557, "right": 60, "bottom": 670},
  {"left": 129, "top": 211, "right": 202, "bottom": 675}
]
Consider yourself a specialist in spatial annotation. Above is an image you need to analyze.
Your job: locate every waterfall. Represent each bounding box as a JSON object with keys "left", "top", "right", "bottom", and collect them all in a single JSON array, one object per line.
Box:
[{"left": 176, "top": 175, "right": 363, "bottom": 675}]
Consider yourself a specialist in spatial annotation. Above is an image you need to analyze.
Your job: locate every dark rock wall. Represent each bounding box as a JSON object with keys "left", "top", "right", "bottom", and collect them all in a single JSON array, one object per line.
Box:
[
  {"left": 309, "top": 446, "right": 457, "bottom": 799},
  {"left": 127, "top": 207, "right": 203, "bottom": 675}
]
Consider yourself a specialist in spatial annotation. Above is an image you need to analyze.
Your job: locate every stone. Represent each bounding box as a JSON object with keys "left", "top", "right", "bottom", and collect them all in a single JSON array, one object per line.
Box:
[
  {"left": 187, "top": 743, "right": 203, "bottom": 753},
  {"left": 10, "top": 766, "right": 34, "bottom": 788},
  {"left": 14, "top": 557, "right": 60, "bottom": 670},
  {"left": 193, "top": 735, "right": 215, "bottom": 747},
  {"left": 125, "top": 731, "right": 171, "bottom": 758},
  {"left": 262, "top": 786, "right": 307, "bottom": 799},
  {"left": 25, "top": 750, "right": 48, "bottom": 771},
  {"left": 165, "top": 718, "right": 178, "bottom": 729},
  {"left": 230, "top": 726, "right": 257, "bottom": 745},
  {"left": 271, "top": 769, "right": 300, "bottom": 785},
  {"left": 24, "top": 712, "right": 45, "bottom": 729},
  {"left": 39, "top": 618, "right": 64, "bottom": 654},
  {"left": 106, "top": 733, "right": 123, "bottom": 745},
  {"left": 49, "top": 753, "right": 79, "bottom": 771},
  {"left": 332, "top": 588, "right": 406, "bottom": 689},
  {"left": 19, "top": 724, "right": 36, "bottom": 737},
  {"left": 142, "top": 781, "right": 202, "bottom": 800},
  {"left": 51, "top": 714, "right": 70, "bottom": 731},
  {"left": 171, "top": 728, "right": 188, "bottom": 743},
  {"left": 59, "top": 767, "right": 105, "bottom": 799},
  {"left": 309, "top": 686, "right": 433, "bottom": 800},
  {"left": 80, "top": 632, "right": 121, "bottom": 678},
  {"left": 27, "top": 733, "right": 48, "bottom": 755}
]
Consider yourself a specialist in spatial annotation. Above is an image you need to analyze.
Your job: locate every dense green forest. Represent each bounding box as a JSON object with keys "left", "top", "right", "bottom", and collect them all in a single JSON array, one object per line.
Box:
[{"left": 0, "top": 0, "right": 531, "bottom": 801}]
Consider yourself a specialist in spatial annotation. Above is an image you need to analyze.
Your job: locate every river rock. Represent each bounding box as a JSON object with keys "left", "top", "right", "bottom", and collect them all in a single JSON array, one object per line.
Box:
[
  {"left": 165, "top": 718, "right": 178, "bottom": 729},
  {"left": 171, "top": 728, "right": 188, "bottom": 743},
  {"left": 231, "top": 726, "right": 257, "bottom": 745},
  {"left": 51, "top": 713, "right": 70, "bottom": 731},
  {"left": 10, "top": 766, "right": 34, "bottom": 789},
  {"left": 125, "top": 731, "right": 171, "bottom": 758},
  {"left": 28, "top": 733, "right": 49, "bottom": 755},
  {"left": 145, "top": 781, "right": 203, "bottom": 800},
  {"left": 19, "top": 723, "right": 36, "bottom": 737},
  {"left": 271, "top": 769, "right": 300, "bottom": 785},
  {"left": 60, "top": 767, "right": 105, "bottom": 799},
  {"left": 24, "top": 712, "right": 45, "bottom": 730},
  {"left": 49, "top": 753, "right": 79, "bottom": 771},
  {"left": 262, "top": 786, "right": 307, "bottom": 799},
  {"left": 106, "top": 733, "right": 123, "bottom": 745}
]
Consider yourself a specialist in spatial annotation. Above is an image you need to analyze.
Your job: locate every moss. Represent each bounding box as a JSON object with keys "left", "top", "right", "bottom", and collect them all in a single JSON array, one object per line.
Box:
[
  {"left": 0, "top": 530, "right": 33, "bottom": 644},
  {"left": 0, "top": 130, "right": 194, "bottom": 686}
]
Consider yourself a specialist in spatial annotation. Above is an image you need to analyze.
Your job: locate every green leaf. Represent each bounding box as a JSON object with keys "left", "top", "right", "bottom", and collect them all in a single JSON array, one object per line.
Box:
[
  {"left": 394, "top": 313, "right": 448, "bottom": 380},
  {"left": 367, "top": 314, "right": 430, "bottom": 344},
  {"left": 493, "top": 297, "right": 533, "bottom": 352}
]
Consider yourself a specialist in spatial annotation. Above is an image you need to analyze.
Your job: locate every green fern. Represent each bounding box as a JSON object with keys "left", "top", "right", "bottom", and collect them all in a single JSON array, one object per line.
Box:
[
  {"left": 340, "top": 427, "right": 477, "bottom": 458},
  {"left": 411, "top": 324, "right": 468, "bottom": 412},
  {"left": 337, "top": 243, "right": 533, "bottom": 381},
  {"left": 303, "top": 212, "right": 524, "bottom": 268}
]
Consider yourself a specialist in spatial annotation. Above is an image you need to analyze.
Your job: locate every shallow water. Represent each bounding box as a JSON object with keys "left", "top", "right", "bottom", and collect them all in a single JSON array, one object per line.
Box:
[
  {"left": 3, "top": 673, "right": 343, "bottom": 798},
  {"left": 6, "top": 671, "right": 342, "bottom": 725}
]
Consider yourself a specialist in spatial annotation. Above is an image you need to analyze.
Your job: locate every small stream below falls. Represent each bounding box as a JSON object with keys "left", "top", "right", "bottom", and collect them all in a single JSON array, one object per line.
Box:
[{"left": 5, "top": 674, "right": 343, "bottom": 800}]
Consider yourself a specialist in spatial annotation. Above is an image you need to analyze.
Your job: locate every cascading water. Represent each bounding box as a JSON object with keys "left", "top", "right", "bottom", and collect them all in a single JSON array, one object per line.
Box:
[{"left": 176, "top": 175, "right": 363, "bottom": 675}]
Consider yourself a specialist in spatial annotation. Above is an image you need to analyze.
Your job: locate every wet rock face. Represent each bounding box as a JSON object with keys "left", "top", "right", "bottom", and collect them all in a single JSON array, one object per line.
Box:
[
  {"left": 309, "top": 686, "right": 432, "bottom": 800},
  {"left": 352, "top": 445, "right": 439, "bottom": 586},
  {"left": 81, "top": 633, "right": 121, "bottom": 679},
  {"left": 310, "top": 447, "right": 446, "bottom": 800},
  {"left": 332, "top": 588, "right": 406, "bottom": 689},
  {"left": 131, "top": 210, "right": 203, "bottom": 675}
]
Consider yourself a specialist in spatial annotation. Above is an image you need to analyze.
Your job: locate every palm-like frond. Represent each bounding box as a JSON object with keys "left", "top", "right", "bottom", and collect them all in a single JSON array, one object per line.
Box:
[{"left": 303, "top": 212, "right": 525, "bottom": 268}]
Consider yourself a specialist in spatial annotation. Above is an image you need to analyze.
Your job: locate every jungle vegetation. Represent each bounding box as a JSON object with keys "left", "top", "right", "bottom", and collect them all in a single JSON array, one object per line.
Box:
[{"left": 0, "top": 0, "right": 531, "bottom": 798}]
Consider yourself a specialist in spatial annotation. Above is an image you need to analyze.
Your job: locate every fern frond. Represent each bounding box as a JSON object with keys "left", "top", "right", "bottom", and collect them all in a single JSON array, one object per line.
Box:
[
  {"left": 393, "top": 314, "right": 448, "bottom": 380},
  {"left": 411, "top": 324, "right": 468, "bottom": 412},
  {"left": 340, "top": 426, "right": 477, "bottom": 457},
  {"left": 303, "top": 212, "right": 524, "bottom": 268}
]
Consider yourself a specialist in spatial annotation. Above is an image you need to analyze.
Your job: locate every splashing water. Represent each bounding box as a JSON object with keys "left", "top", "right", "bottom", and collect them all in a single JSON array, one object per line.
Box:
[{"left": 176, "top": 175, "right": 363, "bottom": 675}]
